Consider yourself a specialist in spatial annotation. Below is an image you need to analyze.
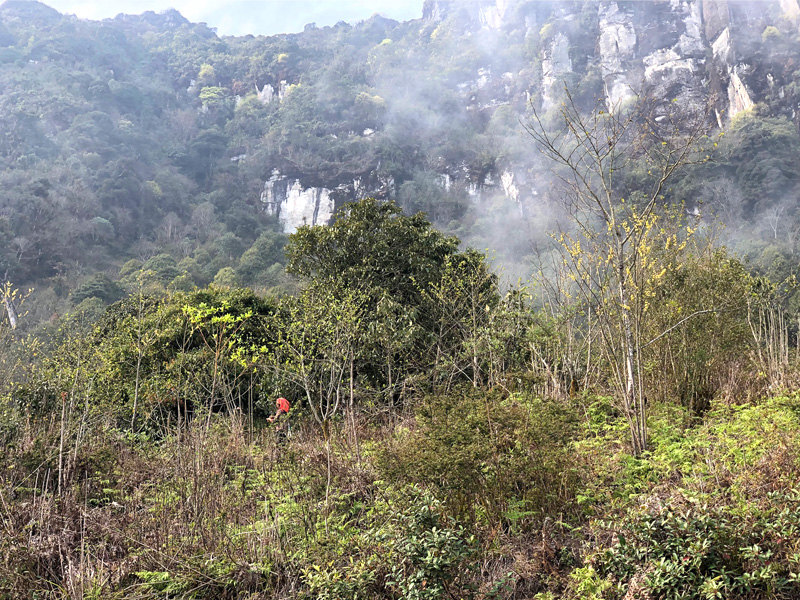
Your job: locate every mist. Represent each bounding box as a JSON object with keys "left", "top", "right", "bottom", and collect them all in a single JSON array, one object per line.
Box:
[{"left": 1, "top": 0, "right": 800, "bottom": 320}]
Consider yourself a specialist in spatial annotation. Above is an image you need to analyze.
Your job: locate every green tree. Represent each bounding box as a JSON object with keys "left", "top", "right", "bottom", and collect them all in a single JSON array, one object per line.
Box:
[
  {"left": 285, "top": 198, "right": 498, "bottom": 402},
  {"left": 646, "top": 246, "right": 754, "bottom": 412},
  {"left": 182, "top": 295, "right": 256, "bottom": 430},
  {"left": 142, "top": 254, "right": 181, "bottom": 286},
  {"left": 197, "top": 63, "right": 216, "bottom": 85},
  {"left": 419, "top": 249, "right": 499, "bottom": 390},
  {"left": 270, "top": 285, "right": 364, "bottom": 514},
  {"left": 286, "top": 198, "right": 460, "bottom": 306},
  {"left": 70, "top": 273, "right": 124, "bottom": 305},
  {"left": 212, "top": 266, "right": 239, "bottom": 288},
  {"left": 236, "top": 231, "right": 286, "bottom": 286}
]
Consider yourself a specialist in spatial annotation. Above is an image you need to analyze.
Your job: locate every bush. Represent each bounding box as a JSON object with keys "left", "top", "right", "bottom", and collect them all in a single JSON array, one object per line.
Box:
[
  {"left": 377, "top": 390, "right": 580, "bottom": 526},
  {"left": 579, "top": 396, "right": 800, "bottom": 599},
  {"left": 301, "top": 485, "right": 479, "bottom": 600},
  {"left": 762, "top": 25, "right": 782, "bottom": 41},
  {"left": 70, "top": 273, "right": 124, "bottom": 305},
  {"left": 593, "top": 490, "right": 800, "bottom": 599},
  {"left": 382, "top": 488, "right": 478, "bottom": 600}
]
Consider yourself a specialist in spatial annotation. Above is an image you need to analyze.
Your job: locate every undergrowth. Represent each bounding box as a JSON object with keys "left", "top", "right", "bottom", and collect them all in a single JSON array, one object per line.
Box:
[{"left": 1, "top": 394, "right": 799, "bottom": 599}]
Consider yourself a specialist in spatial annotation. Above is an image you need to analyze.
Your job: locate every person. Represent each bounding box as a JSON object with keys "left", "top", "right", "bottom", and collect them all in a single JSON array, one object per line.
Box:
[
  {"left": 268, "top": 397, "right": 291, "bottom": 443},
  {"left": 268, "top": 397, "right": 290, "bottom": 423}
]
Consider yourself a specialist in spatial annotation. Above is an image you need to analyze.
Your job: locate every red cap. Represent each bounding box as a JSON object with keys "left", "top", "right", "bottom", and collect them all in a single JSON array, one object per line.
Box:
[{"left": 276, "top": 397, "right": 290, "bottom": 413}]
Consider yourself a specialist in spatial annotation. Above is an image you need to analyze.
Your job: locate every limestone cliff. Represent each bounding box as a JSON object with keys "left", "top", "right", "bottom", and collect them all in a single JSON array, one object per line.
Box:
[
  {"left": 421, "top": 0, "right": 791, "bottom": 117},
  {"left": 260, "top": 170, "right": 395, "bottom": 233},
  {"left": 264, "top": 0, "right": 800, "bottom": 231},
  {"left": 260, "top": 171, "right": 335, "bottom": 234}
]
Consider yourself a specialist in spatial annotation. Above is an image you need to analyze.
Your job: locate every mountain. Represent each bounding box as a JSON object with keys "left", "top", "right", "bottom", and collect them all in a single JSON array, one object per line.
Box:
[
  {"left": 1, "top": 0, "right": 800, "bottom": 321},
  {"left": 4, "top": 5, "right": 800, "bottom": 598}
]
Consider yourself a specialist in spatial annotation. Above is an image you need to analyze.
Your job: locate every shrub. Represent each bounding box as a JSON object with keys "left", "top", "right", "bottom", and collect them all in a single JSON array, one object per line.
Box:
[
  {"left": 382, "top": 488, "right": 478, "bottom": 600},
  {"left": 762, "top": 25, "right": 782, "bottom": 41},
  {"left": 377, "top": 390, "right": 580, "bottom": 527},
  {"left": 593, "top": 489, "right": 800, "bottom": 599},
  {"left": 579, "top": 396, "right": 800, "bottom": 599}
]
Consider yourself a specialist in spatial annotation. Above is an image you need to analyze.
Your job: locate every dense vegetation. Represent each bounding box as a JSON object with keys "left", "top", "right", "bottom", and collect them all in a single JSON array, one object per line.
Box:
[
  {"left": 2, "top": 0, "right": 800, "bottom": 319},
  {"left": 2, "top": 187, "right": 800, "bottom": 597},
  {"left": 3, "top": 1, "right": 800, "bottom": 598}
]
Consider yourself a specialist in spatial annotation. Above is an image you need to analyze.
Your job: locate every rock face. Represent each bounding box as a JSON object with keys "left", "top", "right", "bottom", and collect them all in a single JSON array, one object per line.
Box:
[
  {"left": 260, "top": 171, "right": 335, "bottom": 234},
  {"left": 478, "top": 0, "right": 512, "bottom": 29},
  {"left": 261, "top": 170, "right": 395, "bottom": 233},
  {"left": 598, "top": 1, "right": 638, "bottom": 108},
  {"left": 257, "top": 81, "right": 289, "bottom": 105},
  {"left": 592, "top": 0, "right": 711, "bottom": 111},
  {"left": 265, "top": 0, "right": 799, "bottom": 229},
  {"left": 423, "top": 0, "right": 514, "bottom": 28},
  {"left": 421, "top": 0, "right": 787, "bottom": 118},
  {"left": 542, "top": 32, "right": 573, "bottom": 109}
]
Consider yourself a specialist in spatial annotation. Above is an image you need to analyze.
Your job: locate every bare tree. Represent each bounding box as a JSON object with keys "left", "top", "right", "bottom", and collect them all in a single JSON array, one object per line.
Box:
[
  {"left": 765, "top": 204, "right": 784, "bottom": 241},
  {"left": 158, "top": 211, "right": 185, "bottom": 243},
  {"left": 525, "top": 90, "right": 710, "bottom": 456},
  {"left": 700, "top": 176, "right": 744, "bottom": 226},
  {"left": 11, "top": 236, "right": 32, "bottom": 263}
]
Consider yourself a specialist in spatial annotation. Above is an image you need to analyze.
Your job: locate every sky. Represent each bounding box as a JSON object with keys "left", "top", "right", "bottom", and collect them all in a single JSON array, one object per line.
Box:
[{"left": 39, "top": 0, "right": 423, "bottom": 36}]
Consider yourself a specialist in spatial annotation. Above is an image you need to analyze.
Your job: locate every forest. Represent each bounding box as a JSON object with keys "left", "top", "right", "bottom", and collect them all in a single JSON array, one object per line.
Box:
[{"left": 2, "top": 0, "right": 800, "bottom": 598}]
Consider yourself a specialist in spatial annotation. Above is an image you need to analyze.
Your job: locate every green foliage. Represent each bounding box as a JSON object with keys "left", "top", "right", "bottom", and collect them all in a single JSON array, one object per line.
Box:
[
  {"left": 197, "top": 62, "right": 216, "bottom": 84},
  {"left": 378, "top": 391, "right": 580, "bottom": 525},
  {"left": 81, "top": 286, "right": 278, "bottom": 428},
  {"left": 143, "top": 253, "right": 181, "bottom": 285},
  {"left": 70, "top": 273, "right": 124, "bottom": 305},
  {"left": 199, "top": 85, "right": 229, "bottom": 107},
  {"left": 287, "top": 198, "right": 459, "bottom": 302},
  {"left": 762, "top": 25, "right": 782, "bottom": 41},
  {"left": 236, "top": 231, "right": 286, "bottom": 286},
  {"left": 212, "top": 266, "right": 239, "bottom": 288},
  {"left": 270, "top": 284, "right": 364, "bottom": 426},
  {"left": 3, "top": 8, "right": 800, "bottom": 600},
  {"left": 382, "top": 488, "right": 478, "bottom": 600},
  {"left": 574, "top": 396, "right": 800, "bottom": 599},
  {"left": 0, "top": 21, "right": 15, "bottom": 47},
  {"left": 286, "top": 197, "right": 501, "bottom": 400},
  {"left": 419, "top": 248, "right": 500, "bottom": 388},
  {"left": 594, "top": 490, "right": 800, "bottom": 599},
  {"left": 721, "top": 114, "right": 800, "bottom": 218},
  {"left": 646, "top": 245, "right": 754, "bottom": 412}
]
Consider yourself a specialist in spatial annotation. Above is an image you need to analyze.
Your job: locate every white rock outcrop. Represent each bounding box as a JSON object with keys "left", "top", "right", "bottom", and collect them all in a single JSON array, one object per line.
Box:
[
  {"left": 676, "top": 0, "right": 704, "bottom": 56},
  {"left": 260, "top": 171, "right": 335, "bottom": 233},
  {"left": 479, "top": 0, "right": 511, "bottom": 29},
  {"left": 542, "top": 32, "right": 573, "bottom": 109},
  {"left": 710, "top": 25, "right": 754, "bottom": 120},
  {"left": 780, "top": 0, "right": 800, "bottom": 22},
  {"left": 643, "top": 48, "right": 695, "bottom": 83},
  {"left": 598, "top": 1, "right": 637, "bottom": 109},
  {"left": 258, "top": 83, "right": 274, "bottom": 104},
  {"left": 728, "top": 66, "right": 755, "bottom": 117},
  {"left": 501, "top": 170, "right": 520, "bottom": 204},
  {"left": 711, "top": 27, "right": 732, "bottom": 65},
  {"left": 257, "top": 81, "right": 289, "bottom": 105}
]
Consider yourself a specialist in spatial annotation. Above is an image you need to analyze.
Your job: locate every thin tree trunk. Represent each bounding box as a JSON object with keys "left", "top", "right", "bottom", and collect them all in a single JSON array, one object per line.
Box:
[
  {"left": 324, "top": 422, "right": 332, "bottom": 535},
  {"left": 131, "top": 350, "right": 143, "bottom": 431},
  {"left": 2, "top": 273, "right": 18, "bottom": 330},
  {"left": 618, "top": 248, "right": 645, "bottom": 456},
  {"left": 349, "top": 358, "right": 360, "bottom": 466},
  {"left": 3, "top": 295, "right": 17, "bottom": 330},
  {"left": 57, "top": 393, "right": 68, "bottom": 497},
  {"left": 205, "top": 342, "right": 221, "bottom": 432}
]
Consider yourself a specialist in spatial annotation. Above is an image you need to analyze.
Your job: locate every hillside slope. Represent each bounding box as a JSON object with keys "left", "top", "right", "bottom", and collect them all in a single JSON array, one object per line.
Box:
[{"left": 1, "top": 0, "right": 800, "bottom": 319}]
